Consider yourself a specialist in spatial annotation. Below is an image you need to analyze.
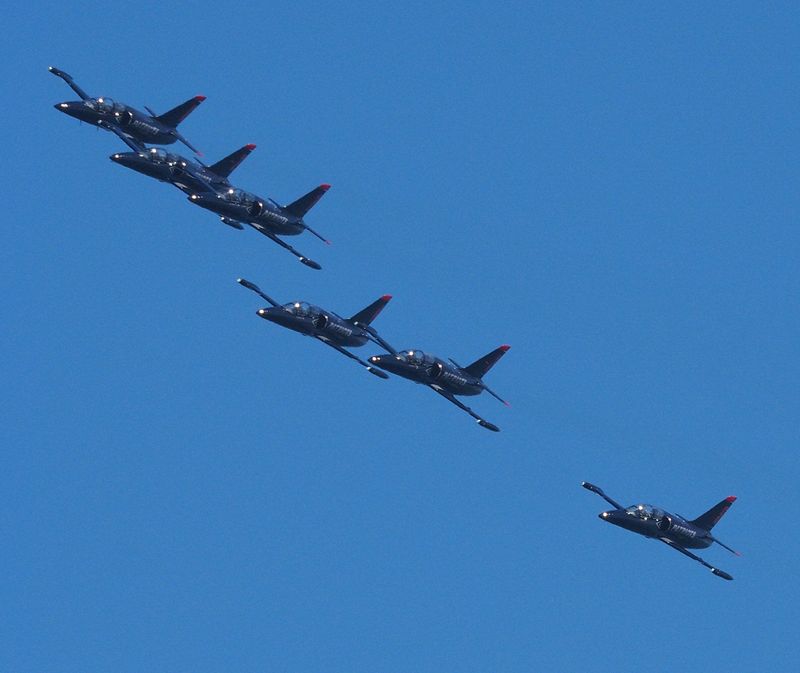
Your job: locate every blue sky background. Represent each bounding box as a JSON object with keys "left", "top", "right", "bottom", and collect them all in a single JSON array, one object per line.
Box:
[{"left": 3, "top": 2, "right": 799, "bottom": 671}]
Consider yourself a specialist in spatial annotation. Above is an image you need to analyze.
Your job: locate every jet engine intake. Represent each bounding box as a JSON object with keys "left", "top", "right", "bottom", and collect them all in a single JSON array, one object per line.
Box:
[
  {"left": 657, "top": 516, "right": 673, "bottom": 532},
  {"left": 247, "top": 201, "right": 264, "bottom": 217},
  {"left": 429, "top": 362, "right": 445, "bottom": 379},
  {"left": 115, "top": 110, "right": 133, "bottom": 126},
  {"left": 313, "top": 314, "right": 329, "bottom": 330}
]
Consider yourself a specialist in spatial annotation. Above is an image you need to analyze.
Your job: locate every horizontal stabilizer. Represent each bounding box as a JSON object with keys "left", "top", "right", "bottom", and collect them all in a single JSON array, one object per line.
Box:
[
  {"left": 284, "top": 184, "right": 330, "bottom": 218},
  {"left": 691, "top": 496, "right": 736, "bottom": 532},
  {"left": 156, "top": 95, "right": 206, "bottom": 128},
  {"left": 350, "top": 295, "right": 392, "bottom": 326},
  {"left": 208, "top": 144, "right": 256, "bottom": 179},
  {"left": 463, "top": 345, "right": 510, "bottom": 379}
]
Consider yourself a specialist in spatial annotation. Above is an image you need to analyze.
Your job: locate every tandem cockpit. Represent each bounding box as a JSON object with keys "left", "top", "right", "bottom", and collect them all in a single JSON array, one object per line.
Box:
[
  {"left": 145, "top": 148, "right": 170, "bottom": 162},
  {"left": 223, "top": 188, "right": 265, "bottom": 215},
  {"left": 284, "top": 301, "right": 322, "bottom": 318},
  {"left": 90, "top": 97, "right": 126, "bottom": 115},
  {"left": 624, "top": 504, "right": 670, "bottom": 522},
  {"left": 396, "top": 349, "right": 435, "bottom": 365}
]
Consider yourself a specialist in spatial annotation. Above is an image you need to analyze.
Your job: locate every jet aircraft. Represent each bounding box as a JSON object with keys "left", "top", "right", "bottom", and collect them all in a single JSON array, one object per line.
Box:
[
  {"left": 581, "top": 481, "right": 740, "bottom": 580},
  {"left": 368, "top": 346, "right": 510, "bottom": 431},
  {"left": 110, "top": 144, "right": 256, "bottom": 198},
  {"left": 237, "top": 278, "right": 397, "bottom": 378},
  {"left": 189, "top": 183, "right": 331, "bottom": 270},
  {"left": 49, "top": 66, "right": 204, "bottom": 154}
]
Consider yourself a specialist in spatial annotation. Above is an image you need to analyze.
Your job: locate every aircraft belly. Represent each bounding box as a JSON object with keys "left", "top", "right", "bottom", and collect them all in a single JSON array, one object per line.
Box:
[
  {"left": 270, "top": 222, "right": 303, "bottom": 236},
  {"left": 339, "top": 335, "right": 367, "bottom": 348}
]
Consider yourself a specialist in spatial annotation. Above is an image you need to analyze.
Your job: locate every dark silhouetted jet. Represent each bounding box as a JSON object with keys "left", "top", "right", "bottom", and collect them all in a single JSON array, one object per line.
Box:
[
  {"left": 49, "top": 66, "right": 204, "bottom": 154},
  {"left": 189, "top": 183, "right": 331, "bottom": 270},
  {"left": 237, "top": 278, "right": 397, "bottom": 378},
  {"left": 368, "top": 346, "right": 510, "bottom": 431},
  {"left": 110, "top": 144, "right": 256, "bottom": 198},
  {"left": 582, "top": 481, "right": 740, "bottom": 580}
]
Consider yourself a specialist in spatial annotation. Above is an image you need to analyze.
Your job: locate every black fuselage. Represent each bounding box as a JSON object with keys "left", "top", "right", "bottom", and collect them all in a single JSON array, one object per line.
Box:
[
  {"left": 189, "top": 189, "right": 305, "bottom": 236},
  {"left": 600, "top": 505, "right": 713, "bottom": 550},
  {"left": 55, "top": 99, "right": 178, "bottom": 146},
  {"left": 259, "top": 303, "right": 369, "bottom": 348},
  {"left": 111, "top": 149, "right": 229, "bottom": 196},
  {"left": 369, "top": 351, "right": 484, "bottom": 396}
]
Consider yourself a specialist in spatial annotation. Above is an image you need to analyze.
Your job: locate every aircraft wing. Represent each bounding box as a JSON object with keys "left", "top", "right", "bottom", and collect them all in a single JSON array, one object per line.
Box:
[
  {"left": 245, "top": 223, "right": 322, "bottom": 270},
  {"left": 314, "top": 337, "right": 388, "bottom": 379},
  {"left": 48, "top": 66, "right": 90, "bottom": 101},
  {"left": 659, "top": 538, "right": 733, "bottom": 580},
  {"left": 427, "top": 384, "right": 499, "bottom": 432},
  {"left": 98, "top": 120, "right": 147, "bottom": 152},
  {"left": 581, "top": 482, "right": 624, "bottom": 510}
]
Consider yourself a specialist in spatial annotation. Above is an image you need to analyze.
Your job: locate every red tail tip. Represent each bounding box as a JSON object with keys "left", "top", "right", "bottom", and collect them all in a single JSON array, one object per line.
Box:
[
  {"left": 194, "top": 95, "right": 207, "bottom": 102},
  {"left": 324, "top": 239, "right": 332, "bottom": 245},
  {"left": 726, "top": 496, "right": 737, "bottom": 503},
  {"left": 320, "top": 183, "right": 331, "bottom": 190},
  {"left": 381, "top": 295, "right": 393, "bottom": 301},
  {"left": 245, "top": 143, "right": 256, "bottom": 150},
  {"left": 499, "top": 344, "right": 511, "bottom": 352},
  {"left": 504, "top": 401, "right": 512, "bottom": 407}
]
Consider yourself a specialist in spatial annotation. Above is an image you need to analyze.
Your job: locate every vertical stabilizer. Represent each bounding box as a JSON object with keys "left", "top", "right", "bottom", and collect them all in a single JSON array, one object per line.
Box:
[
  {"left": 463, "top": 345, "right": 510, "bottom": 379},
  {"left": 691, "top": 496, "right": 736, "bottom": 531}
]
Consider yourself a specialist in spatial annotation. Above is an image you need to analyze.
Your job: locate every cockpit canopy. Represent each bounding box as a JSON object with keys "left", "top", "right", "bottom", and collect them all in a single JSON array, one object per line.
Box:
[
  {"left": 398, "top": 349, "right": 435, "bottom": 365},
  {"left": 225, "top": 187, "right": 258, "bottom": 204},
  {"left": 94, "top": 97, "right": 123, "bottom": 114},
  {"left": 625, "top": 504, "right": 667, "bottom": 521},
  {"left": 284, "top": 301, "right": 321, "bottom": 317},
  {"left": 142, "top": 147, "right": 183, "bottom": 165},
  {"left": 147, "top": 148, "right": 169, "bottom": 162}
]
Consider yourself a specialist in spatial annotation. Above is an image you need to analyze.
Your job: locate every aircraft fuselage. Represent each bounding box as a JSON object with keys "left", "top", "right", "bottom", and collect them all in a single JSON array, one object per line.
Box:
[
  {"left": 600, "top": 505, "right": 713, "bottom": 550},
  {"left": 55, "top": 99, "right": 177, "bottom": 145},
  {"left": 258, "top": 304, "right": 368, "bottom": 348},
  {"left": 111, "top": 149, "right": 227, "bottom": 196},
  {"left": 368, "top": 351, "right": 484, "bottom": 396},
  {"left": 189, "top": 191, "right": 304, "bottom": 236}
]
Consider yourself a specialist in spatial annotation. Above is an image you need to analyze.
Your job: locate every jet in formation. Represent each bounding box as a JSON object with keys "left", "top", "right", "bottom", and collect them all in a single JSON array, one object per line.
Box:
[
  {"left": 237, "top": 278, "right": 397, "bottom": 378},
  {"left": 581, "top": 481, "right": 740, "bottom": 580},
  {"left": 51, "top": 66, "right": 332, "bottom": 270},
  {"left": 49, "top": 66, "right": 204, "bottom": 153},
  {"left": 110, "top": 144, "right": 256, "bottom": 198},
  {"left": 191, "top": 183, "right": 331, "bottom": 270},
  {"left": 368, "top": 346, "right": 510, "bottom": 431}
]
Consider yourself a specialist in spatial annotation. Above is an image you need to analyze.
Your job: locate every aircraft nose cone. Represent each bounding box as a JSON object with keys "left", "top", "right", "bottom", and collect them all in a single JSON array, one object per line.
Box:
[
  {"left": 54, "top": 101, "right": 81, "bottom": 117},
  {"left": 110, "top": 152, "right": 135, "bottom": 167},
  {"left": 257, "top": 307, "right": 283, "bottom": 324},
  {"left": 55, "top": 101, "right": 92, "bottom": 122}
]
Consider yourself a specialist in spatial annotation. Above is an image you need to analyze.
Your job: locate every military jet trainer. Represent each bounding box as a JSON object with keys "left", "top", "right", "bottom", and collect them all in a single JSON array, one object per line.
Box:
[
  {"left": 581, "top": 481, "right": 740, "bottom": 580},
  {"left": 368, "top": 345, "right": 510, "bottom": 431},
  {"left": 189, "top": 182, "right": 331, "bottom": 270},
  {"left": 49, "top": 66, "right": 204, "bottom": 154},
  {"left": 237, "top": 278, "right": 397, "bottom": 378},
  {"left": 110, "top": 144, "right": 256, "bottom": 198}
]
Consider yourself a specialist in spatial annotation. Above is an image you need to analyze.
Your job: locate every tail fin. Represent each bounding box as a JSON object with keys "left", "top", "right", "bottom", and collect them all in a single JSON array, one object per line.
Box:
[
  {"left": 691, "top": 496, "right": 736, "bottom": 531},
  {"left": 156, "top": 95, "right": 206, "bottom": 128},
  {"left": 208, "top": 144, "right": 256, "bottom": 179},
  {"left": 284, "top": 184, "right": 330, "bottom": 218},
  {"left": 463, "top": 345, "right": 510, "bottom": 379},
  {"left": 349, "top": 295, "right": 392, "bottom": 326}
]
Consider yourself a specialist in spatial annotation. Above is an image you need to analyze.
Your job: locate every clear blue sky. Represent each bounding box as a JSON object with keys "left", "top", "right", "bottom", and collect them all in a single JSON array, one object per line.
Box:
[{"left": 3, "top": 2, "right": 799, "bottom": 671}]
